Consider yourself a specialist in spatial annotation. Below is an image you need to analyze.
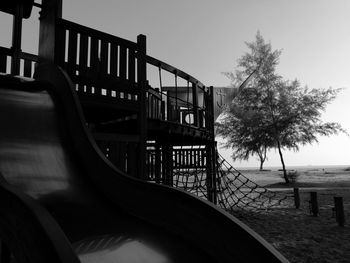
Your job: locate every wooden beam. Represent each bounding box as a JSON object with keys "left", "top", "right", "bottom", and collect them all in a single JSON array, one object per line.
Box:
[
  {"left": 137, "top": 34, "right": 147, "bottom": 180},
  {"left": 38, "top": 0, "right": 62, "bottom": 63}
]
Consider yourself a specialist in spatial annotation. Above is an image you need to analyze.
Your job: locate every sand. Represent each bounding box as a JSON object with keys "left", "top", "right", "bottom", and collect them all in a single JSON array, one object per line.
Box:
[{"left": 233, "top": 167, "right": 350, "bottom": 263}]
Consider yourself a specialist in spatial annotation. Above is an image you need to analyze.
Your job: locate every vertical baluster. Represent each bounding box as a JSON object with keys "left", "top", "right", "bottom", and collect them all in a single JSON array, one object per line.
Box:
[
  {"left": 110, "top": 43, "right": 118, "bottom": 76},
  {"left": 23, "top": 60, "right": 31, "bottom": 77},
  {"left": 127, "top": 143, "right": 137, "bottom": 177},
  {"left": 0, "top": 52, "right": 7, "bottom": 73},
  {"left": 54, "top": 26, "right": 66, "bottom": 67},
  {"left": 79, "top": 34, "right": 88, "bottom": 92},
  {"left": 192, "top": 82, "right": 199, "bottom": 127},
  {"left": 67, "top": 30, "right": 77, "bottom": 76},
  {"left": 128, "top": 48, "right": 135, "bottom": 83},
  {"left": 90, "top": 37, "right": 99, "bottom": 94},
  {"left": 119, "top": 45, "right": 127, "bottom": 80},
  {"left": 189, "top": 149, "right": 193, "bottom": 168},
  {"left": 155, "top": 143, "right": 161, "bottom": 183},
  {"left": 100, "top": 40, "right": 109, "bottom": 96},
  {"left": 100, "top": 40, "right": 108, "bottom": 75}
]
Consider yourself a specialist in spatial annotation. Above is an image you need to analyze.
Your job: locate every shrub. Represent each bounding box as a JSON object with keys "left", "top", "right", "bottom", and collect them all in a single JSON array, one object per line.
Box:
[{"left": 285, "top": 170, "right": 300, "bottom": 183}]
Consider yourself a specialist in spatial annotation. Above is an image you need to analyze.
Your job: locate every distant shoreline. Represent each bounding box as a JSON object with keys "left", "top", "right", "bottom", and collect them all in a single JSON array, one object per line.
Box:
[{"left": 236, "top": 164, "right": 350, "bottom": 171}]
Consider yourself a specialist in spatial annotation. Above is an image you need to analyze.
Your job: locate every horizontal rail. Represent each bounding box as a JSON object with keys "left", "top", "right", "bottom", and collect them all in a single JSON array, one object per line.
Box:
[
  {"left": 57, "top": 19, "right": 138, "bottom": 49},
  {"left": 146, "top": 55, "right": 206, "bottom": 90},
  {"left": 0, "top": 46, "right": 38, "bottom": 77},
  {"left": 55, "top": 18, "right": 142, "bottom": 101}
]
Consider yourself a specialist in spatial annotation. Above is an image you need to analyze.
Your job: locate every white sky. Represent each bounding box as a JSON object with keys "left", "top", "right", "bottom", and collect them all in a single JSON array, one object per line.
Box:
[{"left": 1, "top": 0, "right": 349, "bottom": 167}]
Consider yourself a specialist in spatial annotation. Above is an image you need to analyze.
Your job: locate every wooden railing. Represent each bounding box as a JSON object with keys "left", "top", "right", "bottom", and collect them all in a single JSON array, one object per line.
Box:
[
  {"left": 146, "top": 145, "right": 207, "bottom": 183},
  {"left": 54, "top": 18, "right": 144, "bottom": 104},
  {"left": 0, "top": 46, "right": 38, "bottom": 77},
  {"left": 146, "top": 55, "right": 214, "bottom": 131}
]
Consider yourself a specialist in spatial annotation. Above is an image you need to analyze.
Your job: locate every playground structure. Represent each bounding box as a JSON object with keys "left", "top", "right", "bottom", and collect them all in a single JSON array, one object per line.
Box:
[{"left": 0, "top": 0, "right": 290, "bottom": 262}]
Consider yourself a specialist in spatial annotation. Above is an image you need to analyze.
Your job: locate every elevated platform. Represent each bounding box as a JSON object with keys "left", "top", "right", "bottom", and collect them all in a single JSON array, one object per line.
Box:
[{"left": 0, "top": 64, "right": 287, "bottom": 262}]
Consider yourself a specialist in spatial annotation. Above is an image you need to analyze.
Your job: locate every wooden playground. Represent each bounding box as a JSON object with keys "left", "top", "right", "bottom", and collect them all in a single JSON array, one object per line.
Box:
[{"left": 0, "top": 0, "right": 290, "bottom": 262}]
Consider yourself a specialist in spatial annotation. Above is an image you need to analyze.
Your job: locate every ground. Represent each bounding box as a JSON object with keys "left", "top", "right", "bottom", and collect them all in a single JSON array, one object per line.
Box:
[{"left": 234, "top": 167, "right": 350, "bottom": 263}]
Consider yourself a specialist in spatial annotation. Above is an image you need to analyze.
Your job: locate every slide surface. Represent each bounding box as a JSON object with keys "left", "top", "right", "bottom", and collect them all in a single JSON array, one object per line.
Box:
[{"left": 0, "top": 65, "right": 288, "bottom": 262}]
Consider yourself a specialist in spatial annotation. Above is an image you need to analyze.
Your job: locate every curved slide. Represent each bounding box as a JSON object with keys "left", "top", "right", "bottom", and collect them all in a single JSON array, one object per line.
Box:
[{"left": 0, "top": 64, "right": 288, "bottom": 262}]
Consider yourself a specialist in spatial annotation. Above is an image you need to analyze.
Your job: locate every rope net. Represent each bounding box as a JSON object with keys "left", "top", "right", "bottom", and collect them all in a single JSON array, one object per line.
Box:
[
  {"left": 215, "top": 154, "right": 293, "bottom": 213},
  {"left": 171, "top": 146, "right": 293, "bottom": 213}
]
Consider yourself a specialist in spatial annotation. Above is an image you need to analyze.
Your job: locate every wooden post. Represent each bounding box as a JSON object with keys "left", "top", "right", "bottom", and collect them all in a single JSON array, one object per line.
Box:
[
  {"left": 334, "top": 196, "right": 345, "bottom": 227},
  {"left": 11, "top": 3, "right": 24, "bottom": 75},
  {"left": 192, "top": 82, "right": 199, "bottom": 127},
  {"left": 155, "top": 142, "right": 161, "bottom": 184},
  {"left": 294, "top": 188, "right": 300, "bottom": 209},
  {"left": 137, "top": 34, "right": 147, "bottom": 180},
  {"left": 205, "top": 143, "right": 213, "bottom": 203},
  {"left": 310, "top": 192, "right": 319, "bottom": 216},
  {"left": 161, "top": 143, "right": 173, "bottom": 186},
  {"left": 208, "top": 87, "right": 217, "bottom": 204},
  {"left": 38, "top": 0, "right": 63, "bottom": 63}
]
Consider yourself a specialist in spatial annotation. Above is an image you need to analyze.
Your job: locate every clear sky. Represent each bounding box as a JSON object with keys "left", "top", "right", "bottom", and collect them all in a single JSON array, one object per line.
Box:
[{"left": 1, "top": 0, "right": 349, "bottom": 167}]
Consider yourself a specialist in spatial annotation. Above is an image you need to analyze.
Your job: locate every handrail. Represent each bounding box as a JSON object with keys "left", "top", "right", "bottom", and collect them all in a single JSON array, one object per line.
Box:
[
  {"left": 56, "top": 18, "right": 138, "bottom": 50},
  {"left": 0, "top": 46, "right": 38, "bottom": 76},
  {"left": 146, "top": 55, "right": 206, "bottom": 91},
  {"left": 0, "top": 46, "right": 38, "bottom": 63}
]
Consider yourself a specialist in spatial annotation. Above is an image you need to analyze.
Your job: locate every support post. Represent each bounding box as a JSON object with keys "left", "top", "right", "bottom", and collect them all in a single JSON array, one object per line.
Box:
[
  {"left": 310, "top": 192, "right": 319, "bottom": 216},
  {"left": 294, "top": 188, "right": 300, "bottom": 209},
  {"left": 192, "top": 82, "right": 199, "bottom": 127},
  {"left": 11, "top": 3, "right": 24, "bottom": 75},
  {"left": 137, "top": 34, "right": 147, "bottom": 180},
  {"left": 155, "top": 142, "right": 161, "bottom": 184},
  {"left": 334, "top": 196, "right": 345, "bottom": 227},
  {"left": 162, "top": 143, "right": 173, "bottom": 186},
  {"left": 205, "top": 143, "right": 213, "bottom": 203},
  {"left": 38, "top": 0, "right": 62, "bottom": 63}
]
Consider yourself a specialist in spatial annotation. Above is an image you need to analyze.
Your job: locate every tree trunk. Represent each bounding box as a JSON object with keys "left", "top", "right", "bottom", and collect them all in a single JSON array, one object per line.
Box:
[
  {"left": 277, "top": 140, "right": 289, "bottom": 184},
  {"left": 259, "top": 160, "right": 264, "bottom": 170},
  {"left": 257, "top": 146, "right": 267, "bottom": 171}
]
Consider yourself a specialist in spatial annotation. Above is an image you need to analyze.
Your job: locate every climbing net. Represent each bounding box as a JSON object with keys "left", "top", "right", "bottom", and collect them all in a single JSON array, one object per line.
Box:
[
  {"left": 172, "top": 148, "right": 293, "bottom": 213},
  {"left": 172, "top": 145, "right": 208, "bottom": 199},
  {"left": 215, "top": 154, "right": 293, "bottom": 213}
]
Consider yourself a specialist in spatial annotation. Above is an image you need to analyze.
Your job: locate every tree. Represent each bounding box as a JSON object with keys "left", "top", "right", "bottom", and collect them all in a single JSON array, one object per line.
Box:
[{"left": 216, "top": 32, "right": 346, "bottom": 183}]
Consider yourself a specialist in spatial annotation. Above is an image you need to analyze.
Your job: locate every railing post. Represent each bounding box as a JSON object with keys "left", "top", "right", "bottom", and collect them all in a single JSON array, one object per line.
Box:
[
  {"left": 334, "top": 196, "right": 345, "bottom": 227},
  {"left": 137, "top": 34, "right": 147, "bottom": 180},
  {"left": 192, "top": 82, "right": 199, "bottom": 127},
  {"left": 38, "top": 0, "right": 62, "bottom": 63},
  {"left": 11, "top": 3, "right": 24, "bottom": 75},
  {"left": 294, "top": 187, "right": 300, "bottom": 209},
  {"left": 309, "top": 192, "right": 319, "bottom": 216},
  {"left": 155, "top": 143, "right": 161, "bottom": 184}
]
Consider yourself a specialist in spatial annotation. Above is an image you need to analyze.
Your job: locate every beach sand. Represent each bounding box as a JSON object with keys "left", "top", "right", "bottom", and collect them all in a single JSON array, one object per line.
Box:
[{"left": 233, "top": 166, "right": 350, "bottom": 263}]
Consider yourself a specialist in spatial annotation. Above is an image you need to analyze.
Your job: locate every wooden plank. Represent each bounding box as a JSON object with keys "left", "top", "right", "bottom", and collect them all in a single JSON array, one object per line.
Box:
[
  {"left": 90, "top": 37, "right": 99, "bottom": 95},
  {"left": 155, "top": 144, "right": 161, "bottom": 183},
  {"left": 192, "top": 83, "right": 199, "bottom": 127},
  {"left": 54, "top": 26, "right": 66, "bottom": 66},
  {"left": 0, "top": 53, "right": 7, "bottom": 73},
  {"left": 58, "top": 19, "right": 137, "bottom": 49},
  {"left": 77, "top": 34, "right": 88, "bottom": 92},
  {"left": 119, "top": 46, "right": 127, "bottom": 80},
  {"left": 100, "top": 40, "right": 108, "bottom": 75},
  {"left": 90, "top": 37, "right": 99, "bottom": 75},
  {"left": 68, "top": 30, "right": 78, "bottom": 75},
  {"left": 110, "top": 43, "right": 118, "bottom": 76},
  {"left": 127, "top": 142, "right": 138, "bottom": 177},
  {"left": 128, "top": 48, "right": 135, "bottom": 82},
  {"left": 23, "top": 60, "right": 32, "bottom": 77},
  {"left": 79, "top": 34, "right": 88, "bottom": 75}
]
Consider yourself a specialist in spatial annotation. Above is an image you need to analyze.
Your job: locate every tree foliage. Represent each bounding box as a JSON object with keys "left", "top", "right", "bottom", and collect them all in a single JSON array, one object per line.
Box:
[{"left": 216, "top": 32, "right": 347, "bottom": 183}]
